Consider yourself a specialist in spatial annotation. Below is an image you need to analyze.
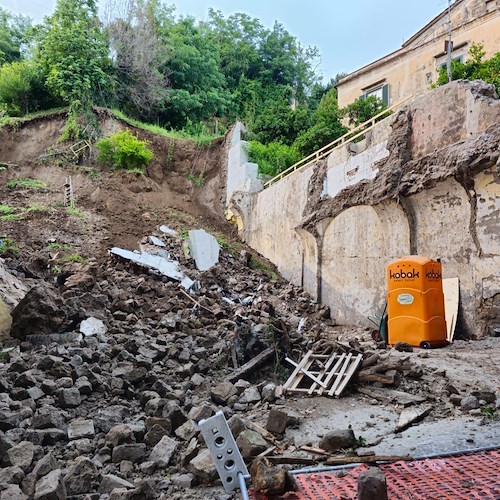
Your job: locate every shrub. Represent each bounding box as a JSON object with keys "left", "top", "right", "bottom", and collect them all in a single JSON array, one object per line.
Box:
[
  {"left": 96, "top": 130, "right": 154, "bottom": 171},
  {"left": 247, "top": 141, "right": 301, "bottom": 177}
]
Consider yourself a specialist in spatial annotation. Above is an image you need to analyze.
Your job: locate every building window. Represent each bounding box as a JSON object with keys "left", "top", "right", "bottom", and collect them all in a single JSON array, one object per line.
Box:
[
  {"left": 362, "top": 83, "right": 389, "bottom": 105},
  {"left": 439, "top": 55, "right": 464, "bottom": 69}
]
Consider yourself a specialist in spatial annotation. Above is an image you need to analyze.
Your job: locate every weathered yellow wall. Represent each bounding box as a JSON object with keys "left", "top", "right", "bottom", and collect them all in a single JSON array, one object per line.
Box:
[
  {"left": 234, "top": 81, "right": 500, "bottom": 337},
  {"left": 338, "top": 0, "right": 500, "bottom": 107}
]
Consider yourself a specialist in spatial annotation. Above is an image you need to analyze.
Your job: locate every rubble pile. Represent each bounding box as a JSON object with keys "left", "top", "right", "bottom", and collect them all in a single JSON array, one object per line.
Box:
[{"left": 0, "top": 229, "right": 498, "bottom": 499}]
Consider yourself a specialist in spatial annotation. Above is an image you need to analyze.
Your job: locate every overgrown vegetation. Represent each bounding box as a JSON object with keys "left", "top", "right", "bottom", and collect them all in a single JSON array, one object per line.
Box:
[
  {"left": 435, "top": 43, "right": 500, "bottom": 94},
  {"left": 96, "top": 130, "right": 153, "bottom": 171},
  {"left": 0, "top": 237, "right": 19, "bottom": 255},
  {"left": 6, "top": 178, "right": 48, "bottom": 190}
]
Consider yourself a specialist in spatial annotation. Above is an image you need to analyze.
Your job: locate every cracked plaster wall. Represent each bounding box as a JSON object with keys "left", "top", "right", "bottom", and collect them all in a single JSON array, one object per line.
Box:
[{"left": 232, "top": 81, "right": 499, "bottom": 337}]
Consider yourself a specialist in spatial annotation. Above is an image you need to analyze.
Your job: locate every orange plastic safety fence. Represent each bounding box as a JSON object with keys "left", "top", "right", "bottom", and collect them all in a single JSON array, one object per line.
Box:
[{"left": 250, "top": 449, "right": 500, "bottom": 499}]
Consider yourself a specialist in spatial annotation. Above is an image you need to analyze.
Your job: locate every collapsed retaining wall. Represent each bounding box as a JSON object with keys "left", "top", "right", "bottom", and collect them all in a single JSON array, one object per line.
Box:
[{"left": 230, "top": 81, "right": 500, "bottom": 337}]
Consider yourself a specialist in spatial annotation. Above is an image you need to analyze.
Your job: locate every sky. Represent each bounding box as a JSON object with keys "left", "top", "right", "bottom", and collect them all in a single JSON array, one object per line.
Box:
[{"left": 0, "top": 0, "right": 449, "bottom": 79}]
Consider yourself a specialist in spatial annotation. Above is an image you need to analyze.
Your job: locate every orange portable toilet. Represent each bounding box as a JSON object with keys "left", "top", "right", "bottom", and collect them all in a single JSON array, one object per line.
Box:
[{"left": 387, "top": 256, "right": 448, "bottom": 348}]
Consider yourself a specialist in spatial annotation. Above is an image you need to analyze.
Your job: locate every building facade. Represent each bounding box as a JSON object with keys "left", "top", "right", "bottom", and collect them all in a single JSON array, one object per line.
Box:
[{"left": 337, "top": 0, "right": 500, "bottom": 108}]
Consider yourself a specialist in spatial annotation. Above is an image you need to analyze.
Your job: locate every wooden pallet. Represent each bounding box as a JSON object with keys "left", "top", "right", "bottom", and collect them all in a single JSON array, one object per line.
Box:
[{"left": 282, "top": 351, "right": 363, "bottom": 397}]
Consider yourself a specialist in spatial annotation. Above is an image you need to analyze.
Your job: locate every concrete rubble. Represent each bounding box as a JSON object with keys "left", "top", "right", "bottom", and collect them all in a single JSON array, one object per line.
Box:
[
  {"left": 188, "top": 229, "right": 220, "bottom": 271},
  {"left": 0, "top": 224, "right": 498, "bottom": 499}
]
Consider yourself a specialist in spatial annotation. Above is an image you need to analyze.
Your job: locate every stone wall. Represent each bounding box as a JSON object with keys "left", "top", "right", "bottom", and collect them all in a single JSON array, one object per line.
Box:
[{"left": 231, "top": 81, "right": 500, "bottom": 337}]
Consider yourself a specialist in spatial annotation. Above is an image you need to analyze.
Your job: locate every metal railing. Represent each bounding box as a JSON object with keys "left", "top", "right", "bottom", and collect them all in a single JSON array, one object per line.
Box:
[{"left": 263, "top": 95, "right": 413, "bottom": 188}]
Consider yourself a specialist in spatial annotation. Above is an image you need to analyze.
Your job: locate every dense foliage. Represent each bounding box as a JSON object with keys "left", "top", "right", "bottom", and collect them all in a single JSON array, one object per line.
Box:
[
  {"left": 96, "top": 129, "right": 153, "bottom": 171},
  {"left": 436, "top": 43, "right": 500, "bottom": 94},
  {"left": 0, "top": 0, "right": 390, "bottom": 174}
]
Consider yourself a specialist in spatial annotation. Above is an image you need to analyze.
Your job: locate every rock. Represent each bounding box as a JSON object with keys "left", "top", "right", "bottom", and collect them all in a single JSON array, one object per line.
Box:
[
  {"left": 0, "top": 484, "right": 28, "bottom": 500},
  {"left": 171, "top": 473, "right": 195, "bottom": 488},
  {"left": 0, "top": 408, "right": 20, "bottom": 430},
  {"left": 106, "top": 424, "right": 136, "bottom": 447},
  {"left": 187, "top": 404, "right": 214, "bottom": 423},
  {"left": 461, "top": 396, "right": 480, "bottom": 411},
  {"left": 98, "top": 474, "right": 134, "bottom": 494},
  {"left": 33, "top": 469, "right": 66, "bottom": 500},
  {"left": 444, "top": 383, "right": 459, "bottom": 395},
  {"left": 238, "top": 386, "right": 261, "bottom": 404},
  {"left": 67, "top": 419, "right": 95, "bottom": 440},
  {"left": 250, "top": 457, "right": 287, "bottom": 495},
  {"left": 394, "top": 342, "right": 414, "bottom": 352},
  {"left": 395, "top": 406, "right": 432, "bottom": 433},
  {"left": 357, "top": 467, "right": 388, "bottom": 500},
  {"left": 261, "top": 383, "right": 277, "bottom": 403},
  {"left": 80, "top": 317, "right": 106, "bottom": 337},
  {"left": 236, "top": 430, "right": 268, "bottom": 459},
  {"left": 319, "top": 429, "right": 356, "bottom": 452},
  {"left": 0, "top": 465, "right": 25, "bottom": 485},
  {"left": 32, "top": 453, "right": 58, "bottom": 479},
  {"left": 450, "top": 394, "right": 462, "bottom": 406},
  {"left": 174, "top": 420, "right": 198, "bottom": 441},
  {"left": 10, "top": 285, "right": 70, "bottom": 340},
  {"left": 95, "top": 406, "right": 130, "bottom": 433},
  {"left": 0, "top": 429, "right": 12, "bottom": 459},
  {"left": 161, "top": 401, "right": 186, "bottom": 430},
  {"left": 74, "top": 377, "right": 92, "bottom": 395},
  {"left": 112, "top": 443, "right": 146, "bottom": 463},
  {"left": 228, "top": 416, "right": 246, "bottom": 438},
  {"left": 188, "top": 449, "right": 217, "bottom": 484},
  {"left": 266, "top": 409, "right": 288, "bottom": 435},
  {"left": 211, "top": 381, "right": 237, "bottom": 405},
  {"left": 58, "top": 388, "right": 81, "bottom": 409},
  {"left": 471, "top": 390, "right": 496, "bottom": 404},
  {"left": 149, "top": 436, "right": 178, "bottom": 468},
  {"left": 144, "top": 424, "right": 171, "bottom": 447},
  {"left": 7, "top": 441, "right": 34, "bottom": 470},
  {"left": 27, "top": 387, "right": 45, "bottom": 401},
  {"left": 63, "top": 458, "right": 97, "bottom": 495}
]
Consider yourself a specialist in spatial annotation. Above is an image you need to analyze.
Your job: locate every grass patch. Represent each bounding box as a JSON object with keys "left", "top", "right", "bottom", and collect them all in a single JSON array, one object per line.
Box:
[
  {"left": 0, "top": 237, "right": 19, "bottom": 255},
  {"left": 0, "top": 107, "right": 68, "bottom": 131},
  {"left": 26, "top": 204, "right": 50, "bottom": 213},
  {"left": 249, "top": 255, "right": 279, "bottom": 280},
  {"left": 109, "top": 109, "right": 220, "bottom": 146},
  {"left": 62, "top": 253, "right": 85, "bottom": 263},
  {"left": 6, "top": 178, "right": 48, "bottom": 190},
  {"left": 0, "top": 205, "right": 14, "bottom": 215},
  {"left": 66, "top": 206, "right": 85, "bottom": 221},
  {"left": 187, "top": 173, "right": 206, "bottom": 188},
  {"left": 0, "top": 213, "right": 20, "bottom": 221},
  {"left": 47, "top": 242, "right": 72, "bottom": 251}
]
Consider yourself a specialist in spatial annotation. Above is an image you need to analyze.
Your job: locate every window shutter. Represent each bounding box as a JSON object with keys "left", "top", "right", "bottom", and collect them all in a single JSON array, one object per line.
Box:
[{"left": 382, "top": 84, "right": 389, "bottom": 106}]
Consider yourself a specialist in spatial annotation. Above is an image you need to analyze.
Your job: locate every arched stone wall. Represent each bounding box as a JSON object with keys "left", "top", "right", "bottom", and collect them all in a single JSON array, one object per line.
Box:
[{"left": 320, "top": 202, "right": 410, "bottom": 325}]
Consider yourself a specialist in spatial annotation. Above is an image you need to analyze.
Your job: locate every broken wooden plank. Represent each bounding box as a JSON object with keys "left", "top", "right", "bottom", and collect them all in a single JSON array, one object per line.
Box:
[
  {"left": 282, "top": 351, "right": 313, "bottom": 391},
  {"left": 300, "top": 446, "right": 330, "bottom": 456},
  {"left": 443, "top": 277, "right": 459, "bottom": 342},
  {"left": 334, "top": 353, "right": 363, "bottom": 396},
  {"left": 266, "top": 457, "right": 319, "bottom": 466},
  {"left": 324, "top": 454, "right": 413, "bottom": 466},
  {"left": 286, "top": 357, "right": 328, "bottom": 388},
  {"left": 226, "top": 346, "right": 275, "bottom": 383},
  {"left": 328, "top": 353, "right": 352, "bottom": 396}
]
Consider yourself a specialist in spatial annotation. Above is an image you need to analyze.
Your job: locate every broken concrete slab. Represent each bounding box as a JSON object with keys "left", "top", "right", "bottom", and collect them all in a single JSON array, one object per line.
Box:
[
  {"left": 159, "top": 226, "right": 178, "bottom": 236},
  {"left": 357, "top": 387, "right": 427, "bottom": 407},
  {"left": 67, "top": 419, "right": 95, "bottom": 440},
  {"left": 148, "top": 236, "right": 166, "bottom": 247},
  {"left": 395, "top": 406, "right": 432, "bottom": 433},
  {"left": 188, "top": 230, "right": 220, "bottom": 271},
  {"left": 79, "top": 317, "right": 106, "bottom": 337},
  {"left": 110, "top": 247, "right": 194, "bottom": 289}
]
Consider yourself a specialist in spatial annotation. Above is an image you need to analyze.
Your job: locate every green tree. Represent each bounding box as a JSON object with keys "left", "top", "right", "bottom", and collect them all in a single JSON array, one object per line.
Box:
[
  {"left": 294, "top": 87, "right": 347, "bottom": 156},
  {"left": 0, "top": 60, "right": 46, "bottom": 115},
  {"left": 0, "top": 8, "right": 32, "bottom": 65},
  {"left": 343, "top": 95, "right": 387, "bottom": 126},
  {"left": 436, "top": 43, "right": 500, "bottom": 93},
  {"left": 36, "top": 0, "right": 110, "bottom": 138},
  {"left": 157, "top": 16, "right": 230, "bottom": 127}
]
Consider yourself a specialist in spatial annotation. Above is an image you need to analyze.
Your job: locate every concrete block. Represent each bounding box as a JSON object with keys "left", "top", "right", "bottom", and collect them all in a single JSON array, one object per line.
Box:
[{"left": 188, "top": 230, "right": 220, "bottom": 271}]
